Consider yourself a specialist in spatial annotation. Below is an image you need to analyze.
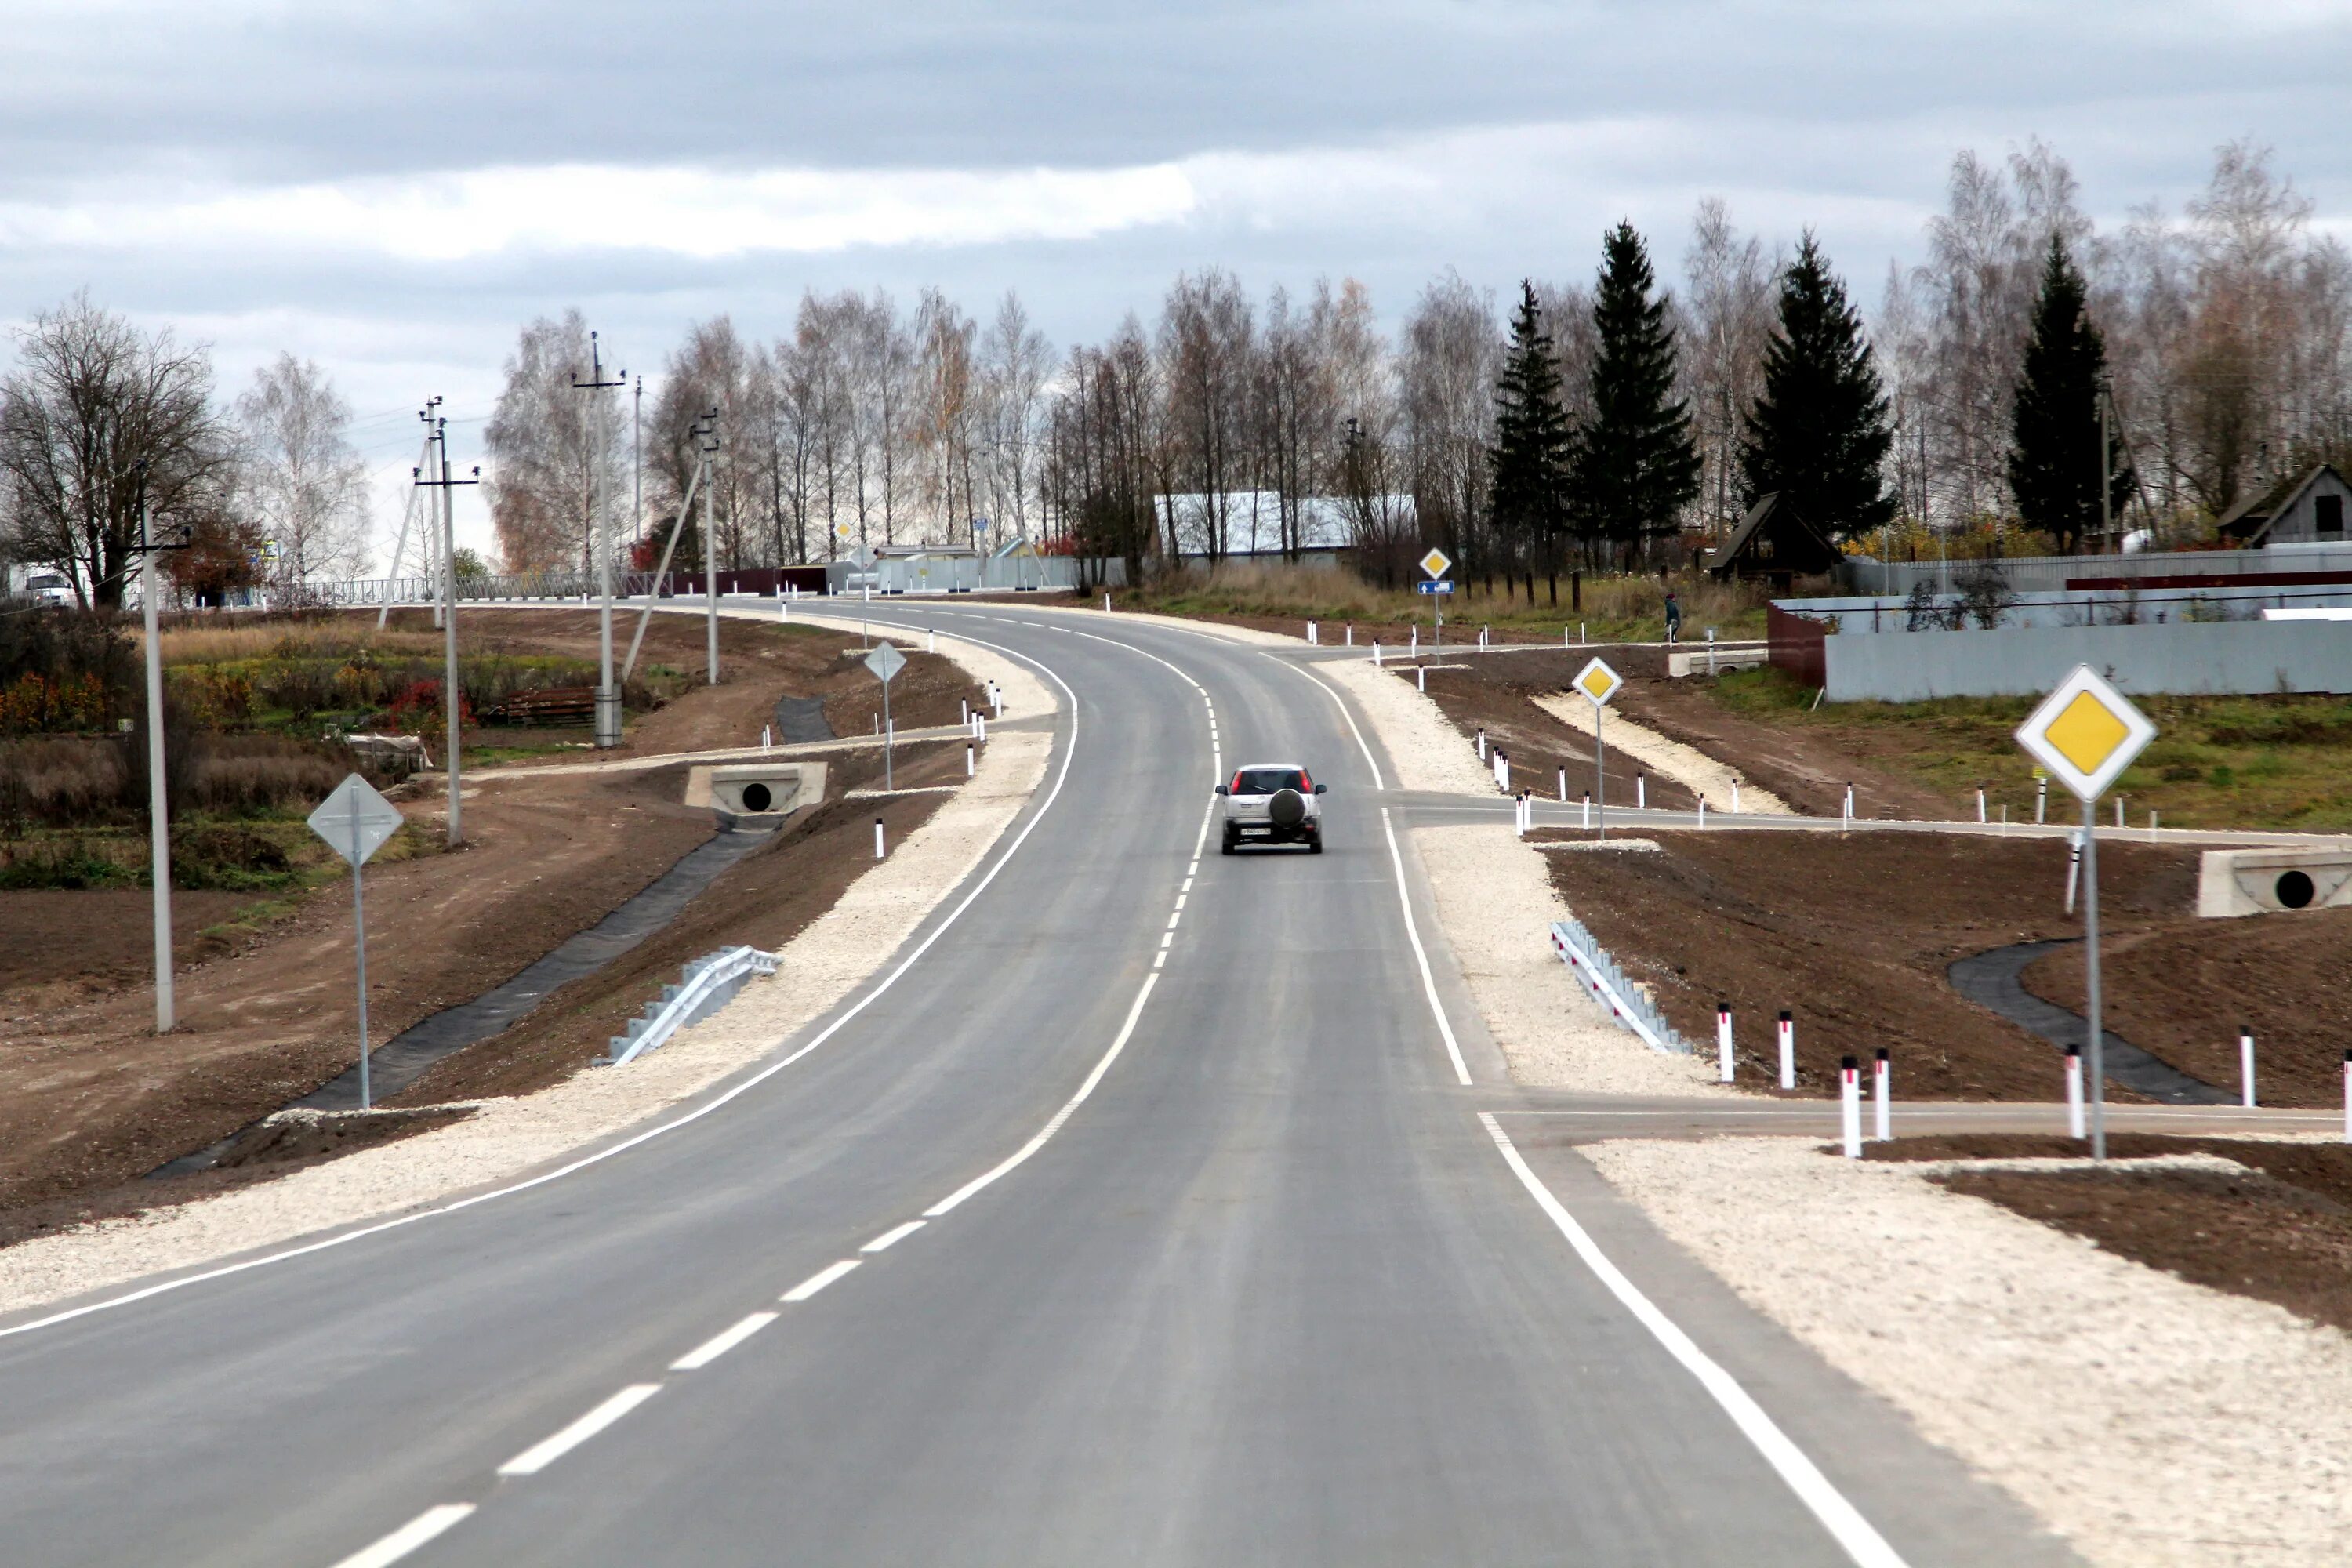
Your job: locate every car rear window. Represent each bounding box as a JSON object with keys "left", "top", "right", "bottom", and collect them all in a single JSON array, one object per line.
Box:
[{"left": 1232, "top": 768, "right": 1306, "bottom": 794}]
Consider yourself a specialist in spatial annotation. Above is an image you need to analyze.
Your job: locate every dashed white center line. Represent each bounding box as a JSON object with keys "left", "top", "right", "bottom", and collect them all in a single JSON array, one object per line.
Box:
[
  {"left": 1165, "top": 910, "right": 1181, "bottom": 930},
  {"left": 860, "top": 1220, "right": 925, "bottom": 1253},
  {"left": 1159, "top": 931, "right": 1174, "bottom": 949},
  {"left": 497, "top": 1384, "right": 662, "bottom": 1477},
  {"left": 328, "top": 1504, "right": 476, "bottom": 1568},
  {"left": 669, "top": 1312, "right": 779, "bottom": 1371},
  {"left": 1181, "top": 878, "right": 1194, "bottom": 893},
  {"left": 1174, "top": 892, "right": 1188, "bottom": 909},
  {"left": 781, "top": 1259, "right": 861, "bottom": 1302},
  {"left": 1152, "top": 951, "right": 1167, "bottom": 968}
]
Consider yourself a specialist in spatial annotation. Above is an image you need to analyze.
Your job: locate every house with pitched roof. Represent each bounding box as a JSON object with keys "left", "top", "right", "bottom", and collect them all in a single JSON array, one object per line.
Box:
[{"left": 2217, "top": 464, "right": 2352, "bottom": 546}]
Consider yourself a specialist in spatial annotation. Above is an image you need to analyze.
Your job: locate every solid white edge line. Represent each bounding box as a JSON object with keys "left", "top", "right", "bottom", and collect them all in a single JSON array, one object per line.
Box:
[
  {"left": 1280, "top": 661, "right": 1385, "bottom": 790},
  {"left": 496, "top": 1384, "right": 662, "bottom": 1477},
  {"left": 0, "top": 620, "right": 1081, "bottom": 1345},
  {"left": 669, "top": 1311, "right": 779, "bottom": 1370},
  {"left": 1381, "top": 806, "right": 1471, "bottom": 1085},
  {"left": 1476, "top": 1112, "right": 1907, "bottom": 1568},
  {"left": 328, "top": 1503, "right": 477, "bottom": 1568},
  {"left": 859, "top": 1220, "right": 926, "bottom": 1253},
  {"left": 924, "top": 970, "right": 1161, "bottom": 1218},
  {"left": 780, "top": 1259, "right": 861, "bottom": 1302}
]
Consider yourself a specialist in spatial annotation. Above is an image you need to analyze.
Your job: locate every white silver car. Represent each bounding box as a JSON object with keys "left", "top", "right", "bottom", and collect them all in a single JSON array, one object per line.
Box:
[{"left": 1217, "top": 763, "right": 1327, "bottom": 855}]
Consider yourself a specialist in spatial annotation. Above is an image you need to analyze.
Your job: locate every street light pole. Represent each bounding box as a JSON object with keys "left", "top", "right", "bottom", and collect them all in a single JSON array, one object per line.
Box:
[
  {"left": 137, "top": 469, "right": 174, "bottom": 1033},
  {"left": 702, "top": 416, "right": 720, "bottom": 685}
]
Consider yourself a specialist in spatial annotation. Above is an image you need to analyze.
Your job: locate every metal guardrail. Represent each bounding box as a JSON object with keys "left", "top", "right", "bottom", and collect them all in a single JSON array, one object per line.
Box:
[
  {"left": 1549, "top": 919, "right": 1691, "bottom": 1054},
  {"left": 605, "top": 946, "right": 782, "bottom": 1066}
]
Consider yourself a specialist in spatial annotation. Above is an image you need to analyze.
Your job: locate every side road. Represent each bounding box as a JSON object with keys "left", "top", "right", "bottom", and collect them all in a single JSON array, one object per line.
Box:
[{"left": 0, "top": 615, "right": 1053, "bottom": 1319}]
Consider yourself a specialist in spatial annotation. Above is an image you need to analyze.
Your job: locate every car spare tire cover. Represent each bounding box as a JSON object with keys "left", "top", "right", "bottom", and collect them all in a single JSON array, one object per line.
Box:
[{"left": 1269, "top": 787, "right": 1307, "bottom": 826}]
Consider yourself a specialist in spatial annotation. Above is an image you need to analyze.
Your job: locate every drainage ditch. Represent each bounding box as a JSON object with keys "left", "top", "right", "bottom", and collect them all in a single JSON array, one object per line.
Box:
[
  {"left": 1947, "top": 939, "right": 2231, "bottom": 1105},
  {"left": 150, "top": 822, "right": 779, "bottom": 1178}
]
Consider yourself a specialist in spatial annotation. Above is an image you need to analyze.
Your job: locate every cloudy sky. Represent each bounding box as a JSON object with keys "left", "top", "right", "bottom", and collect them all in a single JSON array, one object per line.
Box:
[{"left": 6, "top": 0, "right": 2349, "bottom": 558}]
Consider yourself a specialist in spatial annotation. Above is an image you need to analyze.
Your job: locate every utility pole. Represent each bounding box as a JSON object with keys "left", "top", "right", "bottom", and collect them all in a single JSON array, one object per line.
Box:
[
  {"left": 2097, "top": 372, "right": 2114, "bottom": 557},
  {"left": 572, "top": 332, "right": 627, "bottom": 748},
  {"left": 702, "top": 414, "right": 721, "bottom": 684},
  {"left": 415, "top": 415, "right": 481, "bottom": 846},
  {"left": 633, "top": 374, "right": 644, "bottom": 549},
  {"left": 131, "top": 463, "right": 192, "bottom": 1033}
]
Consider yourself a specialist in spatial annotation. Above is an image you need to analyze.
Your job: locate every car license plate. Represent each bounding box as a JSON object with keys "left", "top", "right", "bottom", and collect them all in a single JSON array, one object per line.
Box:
[{"left": 1241, "top": 826, "right": 1270, "bottom": 836}]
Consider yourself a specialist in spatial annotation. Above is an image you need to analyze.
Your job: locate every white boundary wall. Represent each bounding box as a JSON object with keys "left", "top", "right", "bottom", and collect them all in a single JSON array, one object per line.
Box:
[{"left": 1824, "top": 617, "right": 2352, "bottom": 701}]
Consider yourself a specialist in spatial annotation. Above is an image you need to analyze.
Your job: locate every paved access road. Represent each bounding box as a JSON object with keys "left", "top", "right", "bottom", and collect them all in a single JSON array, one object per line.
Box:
[{"left": 0, "top": 602, "right": 2074, "bottom": 1566}]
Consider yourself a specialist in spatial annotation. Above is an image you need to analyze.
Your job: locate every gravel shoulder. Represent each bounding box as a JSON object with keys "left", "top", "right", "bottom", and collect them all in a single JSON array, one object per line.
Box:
[
  {"left": 1414, "top": 824, "right": 1718, "bottom": 1095},
  {"left": 0, "top": 615, "right": 1055, "bottom": 1318},
  {"left": 1583, "top": 1135, "right": 2352, "bottom": 1567}
]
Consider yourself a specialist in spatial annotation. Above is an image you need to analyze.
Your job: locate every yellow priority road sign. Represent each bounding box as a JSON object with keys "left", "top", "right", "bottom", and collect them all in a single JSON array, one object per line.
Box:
[
  {"left": 2015, "top": 664, "right": 2156, "bottom": 803},
  {"left": 1573, "top": 655, "right": 1623, "bottom": 707},
  {"left": 1418, "top": 548, "right": 1453, "bottom": 580}
]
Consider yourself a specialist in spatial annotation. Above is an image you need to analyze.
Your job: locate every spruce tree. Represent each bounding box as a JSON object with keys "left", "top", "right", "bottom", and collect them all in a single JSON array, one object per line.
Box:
[
  {"left": 1566, "top": 222, "right": 1700, "bottom": 559},
  {"left": 1488, "top": 281, "right": 1573, "bottom": 570},
  {"left": 2009, "top": 234, "right": 2125, "bottom": 554},
  {"left": 1738, "top": 232, "right": 1894, "bottom": 540}
]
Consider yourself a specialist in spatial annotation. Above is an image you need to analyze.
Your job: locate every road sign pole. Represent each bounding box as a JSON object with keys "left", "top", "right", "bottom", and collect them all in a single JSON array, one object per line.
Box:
[
  {"left": 882, "top": 672, "right": 893, "bottom": 793},
  {"left": 2081, "top": 796, "right": 2104, "bottom": 1160},
  {"left": 350, "top": 798, "right": 371, "bottom": 1112},
  {"left": 1594, "top": 703, "right": 1606, "bottom": 841}
]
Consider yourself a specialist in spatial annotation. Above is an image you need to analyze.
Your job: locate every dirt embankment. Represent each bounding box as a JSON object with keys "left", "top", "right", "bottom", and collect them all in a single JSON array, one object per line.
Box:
[
  {"left": 0, "top": 610, "right": 976, "bottom": 1232},
  {"left": 1405, "top": 643, "right": 1951, "bottom": 819},
  {"left": 1400, "top": 652, "right": 1701, "bottom": 810},
  {"left": 1540, "top": 829, "right": 2200, "bottom": 1098},
  {"left": 377, "top": 607, "right": 981, "bottom": 761}
]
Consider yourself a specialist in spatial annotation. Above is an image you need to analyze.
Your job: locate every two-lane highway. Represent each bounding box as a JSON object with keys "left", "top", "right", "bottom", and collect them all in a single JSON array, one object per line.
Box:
[{"left": 0, "top": 602, "right": 2070, "bottom": 1566}]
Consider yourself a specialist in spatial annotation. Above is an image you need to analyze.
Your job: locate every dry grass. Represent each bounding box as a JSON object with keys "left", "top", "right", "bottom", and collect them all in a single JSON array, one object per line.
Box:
[
  {"left": 1120, "top": 560, "right": 1774, "bottom": 641},
  {"left": 159, "top": 622, "right": 445, "bottom": 666}
]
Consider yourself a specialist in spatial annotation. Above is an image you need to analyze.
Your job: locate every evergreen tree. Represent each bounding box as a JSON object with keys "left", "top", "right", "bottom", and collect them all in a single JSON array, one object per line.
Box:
[
  {"left": 1487, "top": 281, "right": 1573, "bottom": 569},
  {"left": 1738, "top": 232, "right": 1894, "bottom": 540},
  {"left": 1566, "top": 222, "right": 1700, "bottom": 558},
  {"left": 2008, "top": 234, "right": 2127, "bottom": 554}
]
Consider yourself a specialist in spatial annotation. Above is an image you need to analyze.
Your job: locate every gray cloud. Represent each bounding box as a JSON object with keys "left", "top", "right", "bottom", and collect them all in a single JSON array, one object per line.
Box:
[{"left": 5, "top": 0, "right": 2350, "bottom": 564}]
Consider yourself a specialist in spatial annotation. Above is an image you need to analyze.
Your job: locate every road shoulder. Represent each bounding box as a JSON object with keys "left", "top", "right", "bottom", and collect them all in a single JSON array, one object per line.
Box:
[{"left": 1584, "top": 1133, "right": 2352, "bottom": 1567}]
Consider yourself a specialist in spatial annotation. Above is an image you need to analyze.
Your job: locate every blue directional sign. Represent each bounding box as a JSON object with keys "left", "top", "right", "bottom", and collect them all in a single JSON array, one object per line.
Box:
[{"left": 1415, "top": 580, "right": 1456, "bottom": 595}]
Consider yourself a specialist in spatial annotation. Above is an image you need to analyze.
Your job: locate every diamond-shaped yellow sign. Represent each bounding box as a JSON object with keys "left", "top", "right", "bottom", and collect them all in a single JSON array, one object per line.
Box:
[
  {"left": 2044, "top": 691, "right": 2129, "bottom": 776},
  {"left": 1573, "top": 655, "right": 1622, "bottom": 707},
  {"left": 1419, "top": 549, "right": 1452, "bottom": 580},
  {"left": 2016, "top": 665, "right": 2156, "bottom": 804}
]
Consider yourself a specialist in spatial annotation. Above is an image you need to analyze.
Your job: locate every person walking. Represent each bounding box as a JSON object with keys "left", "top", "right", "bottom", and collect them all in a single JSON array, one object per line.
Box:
[{"left": 1663, "top": 590, "right": 1682, "bottom": 645}]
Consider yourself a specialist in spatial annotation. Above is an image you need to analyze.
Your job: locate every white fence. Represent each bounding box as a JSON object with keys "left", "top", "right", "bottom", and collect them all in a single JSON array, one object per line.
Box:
[
  {"left": 1846, "top": 543, "right": 2352, "bottom": 597},
  {"left": 1822, "top": 616, "right": 2352, "bottom": 701}
]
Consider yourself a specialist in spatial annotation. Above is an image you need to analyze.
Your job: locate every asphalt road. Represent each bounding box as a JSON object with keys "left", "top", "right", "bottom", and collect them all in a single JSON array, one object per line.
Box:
[{"left": 0, "top": 601, "right": 2078, "bottom": 1566}]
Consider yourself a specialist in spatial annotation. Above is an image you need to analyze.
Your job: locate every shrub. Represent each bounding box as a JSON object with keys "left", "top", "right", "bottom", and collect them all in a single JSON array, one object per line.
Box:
[
  {"left": 0, "top": 670, "right": 114, "bottom": 734},
  {"left": 385, "top": 679, "right": 474, "bottom": 746},
  {"left": 0, "top": 840, "right": 139, "bottom": 890},
  {"left": 166, "top": 666, "right": 255, "bottom": 729}
]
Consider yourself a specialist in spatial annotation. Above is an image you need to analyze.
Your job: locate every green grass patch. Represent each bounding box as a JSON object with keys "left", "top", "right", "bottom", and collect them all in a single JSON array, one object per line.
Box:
[{"left": 1705, "top": 670, "right": 2352, "bottom": 830}]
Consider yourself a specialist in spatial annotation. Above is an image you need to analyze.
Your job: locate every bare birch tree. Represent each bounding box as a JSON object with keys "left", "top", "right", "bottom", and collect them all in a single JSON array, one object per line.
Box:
[
  {"left": 483, "top": 309, "right": 623, "bottom": 573},
  {"left": 235, "top": 352, "right": 371, "bottom": 588}
]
